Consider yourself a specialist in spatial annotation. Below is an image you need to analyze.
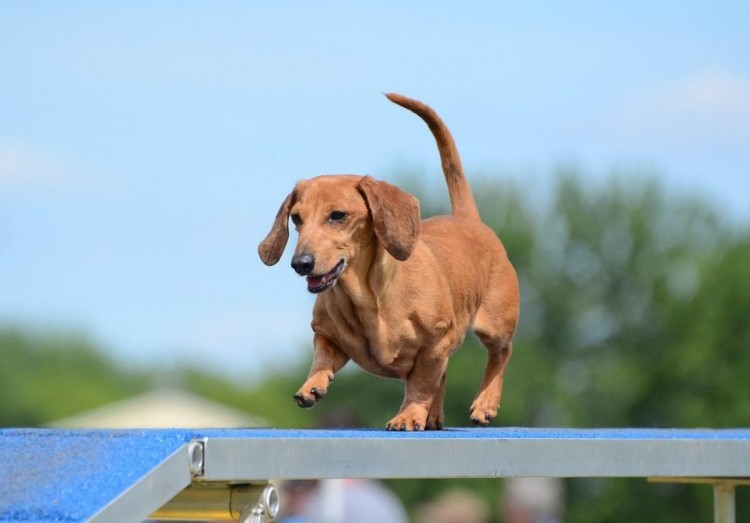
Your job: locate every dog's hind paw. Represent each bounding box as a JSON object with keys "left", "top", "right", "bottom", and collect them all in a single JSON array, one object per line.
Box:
[
  {"left": 469, "top": 406, "right": 496, "bottom": 426},
  {"left": 425, "top": 418, "right": 444, "bottom": 430},
  {"left": 425, "top": 407, "right": 445, "bottom": 430},
  {"left": 469, "top": 394, "right": 499, "bottom": 426},
  {"left": 469, "top": 413, "right": 493, "bottom": 426}
]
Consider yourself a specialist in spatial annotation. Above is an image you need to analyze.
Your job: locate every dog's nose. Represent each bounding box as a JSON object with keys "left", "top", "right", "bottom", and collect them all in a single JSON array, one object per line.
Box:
[{"left": 291, "top": 253, "right": 315, "bottom": 276}]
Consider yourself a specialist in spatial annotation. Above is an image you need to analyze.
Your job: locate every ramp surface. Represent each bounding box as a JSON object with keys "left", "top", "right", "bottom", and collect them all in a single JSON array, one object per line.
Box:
[
  {"left": 0, "top": 429, "right": 197, "bottom": 522},
  {"left": 2, "top": 427, "right": 750, "bottom": 522}
]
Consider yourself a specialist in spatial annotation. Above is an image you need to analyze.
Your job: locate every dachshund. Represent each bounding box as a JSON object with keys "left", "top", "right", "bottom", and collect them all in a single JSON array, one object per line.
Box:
[{"left": 259, "top": 93, "right": 519, "bottom": 431}]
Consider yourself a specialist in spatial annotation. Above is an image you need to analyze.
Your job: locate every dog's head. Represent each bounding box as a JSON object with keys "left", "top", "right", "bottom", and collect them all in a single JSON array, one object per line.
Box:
[{"left": 258, "top": 175, "right": 421, "bottom": 293}]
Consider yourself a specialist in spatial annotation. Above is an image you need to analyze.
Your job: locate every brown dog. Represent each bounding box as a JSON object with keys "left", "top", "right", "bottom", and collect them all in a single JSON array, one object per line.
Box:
[{"left": 259, "top": 94, "right": 519, "bottom": 431}]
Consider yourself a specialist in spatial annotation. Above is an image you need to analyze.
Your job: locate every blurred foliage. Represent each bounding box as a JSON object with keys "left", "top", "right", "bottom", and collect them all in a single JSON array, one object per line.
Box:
[
  {"left": 3, "top": 169, "right": 750, "bottom": 521},
  {"left": 0, "top": 329, "right": 151, "bottom": 426}
]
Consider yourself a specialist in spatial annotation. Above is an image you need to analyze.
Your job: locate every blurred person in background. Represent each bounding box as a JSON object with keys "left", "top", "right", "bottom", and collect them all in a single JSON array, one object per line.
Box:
[
  {"left": 277, "top": 408, "right": 408, "bottom": 523},
  {"left": 415, "top": 488, "right": 490, "bottom": 523},
  {"left": 499, "top": 477, "right": 564, "bottom": 523},
  {"left": 278, "top": 478, "right": 409, "bottom": 523}
]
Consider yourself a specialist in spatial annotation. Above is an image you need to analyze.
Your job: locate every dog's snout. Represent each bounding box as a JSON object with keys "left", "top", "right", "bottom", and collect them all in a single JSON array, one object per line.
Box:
[{"left": 291, "top": 253, "right": 315, "bottom": 276}]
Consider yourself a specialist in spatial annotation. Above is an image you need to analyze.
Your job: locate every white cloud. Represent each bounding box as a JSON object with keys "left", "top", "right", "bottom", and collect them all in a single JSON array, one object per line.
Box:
[
  {"left": 0, "top": 144, "right": 75, "bottom": 187},
  {"left": 0, "top": 143, "right": 128, "bottom": 195},
  {"left": 613, "top": 70, "right": 750, "bottom": 146},
  {"left": 672, "top": 71, "right": 750, "bottom": 113}
]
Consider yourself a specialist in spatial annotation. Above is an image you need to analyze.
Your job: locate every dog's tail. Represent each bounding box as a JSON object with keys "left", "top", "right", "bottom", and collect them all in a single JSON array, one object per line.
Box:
[{"left": 385, "top": 93, "right": 480, "bottom": 221}]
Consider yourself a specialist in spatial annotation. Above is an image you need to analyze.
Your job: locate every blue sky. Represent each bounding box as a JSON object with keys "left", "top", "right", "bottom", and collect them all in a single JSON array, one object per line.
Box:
[{"left": 1, "top": 2, "right": 748, "bottom": 377}]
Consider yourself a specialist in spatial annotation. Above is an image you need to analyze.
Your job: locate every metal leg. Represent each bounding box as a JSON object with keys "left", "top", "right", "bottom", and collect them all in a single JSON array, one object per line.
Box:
[
  {"left": 649, "top": 477, "right": 747, "bottom": 523},
  {"left": 714, "top": 482, "right": 735, "bottom": 523}
]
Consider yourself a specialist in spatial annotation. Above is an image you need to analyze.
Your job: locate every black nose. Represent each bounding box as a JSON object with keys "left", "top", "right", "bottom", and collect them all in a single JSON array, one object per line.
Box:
[{"left": 291, "top": 253, "right": 315, "bottom": 276}]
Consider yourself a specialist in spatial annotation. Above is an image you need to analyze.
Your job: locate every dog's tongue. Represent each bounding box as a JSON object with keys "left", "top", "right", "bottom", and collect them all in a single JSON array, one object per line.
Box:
[{"left": 307, "top": 275, "right": 325, "bottom": 289}]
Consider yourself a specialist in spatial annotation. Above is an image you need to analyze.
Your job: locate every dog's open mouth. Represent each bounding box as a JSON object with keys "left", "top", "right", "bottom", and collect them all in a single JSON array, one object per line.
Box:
[{"left": 306, "top": 259, "right": 345, "bottom": 294}]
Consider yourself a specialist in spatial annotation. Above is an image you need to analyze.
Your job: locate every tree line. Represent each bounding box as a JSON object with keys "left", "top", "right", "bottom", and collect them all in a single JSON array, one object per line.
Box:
[{"left": 2, "top": 170, "right": 749, "bottom": 521}]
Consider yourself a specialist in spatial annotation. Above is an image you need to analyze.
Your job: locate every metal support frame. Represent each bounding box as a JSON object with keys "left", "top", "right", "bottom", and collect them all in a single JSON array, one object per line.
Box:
[
  {"left": 150, "top": 482, "right": 279, "bottom": 522},
  {"left": 649, "top": 477, "right": 750, "bottom": 523},
  {"left": 714, "top": 482, "right": 736, "bottom": 523},
  {"left": 148, "top": 438, "right": 281, "bottom": 522}
]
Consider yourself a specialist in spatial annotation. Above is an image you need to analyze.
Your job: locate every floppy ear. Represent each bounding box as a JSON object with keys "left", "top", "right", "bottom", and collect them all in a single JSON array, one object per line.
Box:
[
  {"left": 357, "top": 176, "right": 421, "bottom": 261},
  {"left": 258, "top": 190, "right": 295, "bottom": 266}
]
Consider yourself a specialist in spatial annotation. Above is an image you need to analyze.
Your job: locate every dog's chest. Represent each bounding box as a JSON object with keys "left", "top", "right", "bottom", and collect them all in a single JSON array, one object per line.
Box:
[{"left": 327, "top": 305, "right": 419, "bottom": 378}]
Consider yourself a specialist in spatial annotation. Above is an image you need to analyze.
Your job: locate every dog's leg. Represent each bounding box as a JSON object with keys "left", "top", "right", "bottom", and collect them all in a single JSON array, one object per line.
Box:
[
  {"left": 470, "top": 283, "right": 518, "bottom": 425},
  {"left": 294, "top": 334, "right": 349, "bottom": 408},
  {"left": 425, "top": 371, "right": 447, "bottom": 430},
  {"left": 386, "top": 351, "right": 448, "bottom": 431},
  {"left": 470, "top": 336, "right": 513, "bottom": 425}
]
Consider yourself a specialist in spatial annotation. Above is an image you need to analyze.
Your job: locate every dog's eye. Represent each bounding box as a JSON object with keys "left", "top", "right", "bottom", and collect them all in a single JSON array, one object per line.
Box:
[
  {"left": 328, "top": 211, "right": 348, "bottom": 222},
  {"left": 291, "top": 213, "right": 303, "bottom": 227}
]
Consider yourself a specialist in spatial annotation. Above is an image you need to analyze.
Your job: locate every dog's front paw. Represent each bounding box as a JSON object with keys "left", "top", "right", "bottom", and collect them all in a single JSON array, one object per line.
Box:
[
  {"left": 385, "top": 405, "right": 428, "bottom": 431},
  {"left": 293, "top": 386, "right": 327, "bottom": 408},
  {"left": 293, "top": 373, "right": 334, "bottom": 409}
]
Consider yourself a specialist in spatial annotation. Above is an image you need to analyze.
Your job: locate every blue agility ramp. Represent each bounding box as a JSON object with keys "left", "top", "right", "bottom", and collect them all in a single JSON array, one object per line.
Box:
[
  {"left": 1, "top": 427, "right": 750, "bottom": 522},
  {"left": 0, "top": 429, "right": 197, "bottom": 522}
]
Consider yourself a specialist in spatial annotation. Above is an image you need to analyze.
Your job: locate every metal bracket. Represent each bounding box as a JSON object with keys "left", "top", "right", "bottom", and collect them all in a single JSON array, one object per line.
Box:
[
  {"left": 238, "top": 485, "right": 280, "bottom": 523},
  {"left": 187, "top": 439, "right": 206, "bottom": 477},
  {"left": 151, "top": 438, "right": 280, "bottom": 521},
  {"left": 150, "top": 482, "right": 279, "bottom": 521}
]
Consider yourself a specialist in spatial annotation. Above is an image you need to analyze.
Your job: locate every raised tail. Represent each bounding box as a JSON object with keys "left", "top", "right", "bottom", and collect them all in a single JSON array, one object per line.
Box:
[{"left": 385, "top": 93, "right": 480, "bottom": 220}]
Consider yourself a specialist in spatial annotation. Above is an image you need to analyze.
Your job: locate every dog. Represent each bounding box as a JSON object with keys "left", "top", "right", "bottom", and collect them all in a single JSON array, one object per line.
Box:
[{"left": 258, "top": 93, "right": 519, "bottom": 431}]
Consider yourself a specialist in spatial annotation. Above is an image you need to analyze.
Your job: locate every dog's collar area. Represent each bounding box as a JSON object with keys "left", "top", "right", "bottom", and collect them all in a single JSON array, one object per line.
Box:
[{"left": 306, "top": 259, "right": 345, "bottom": 293}]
